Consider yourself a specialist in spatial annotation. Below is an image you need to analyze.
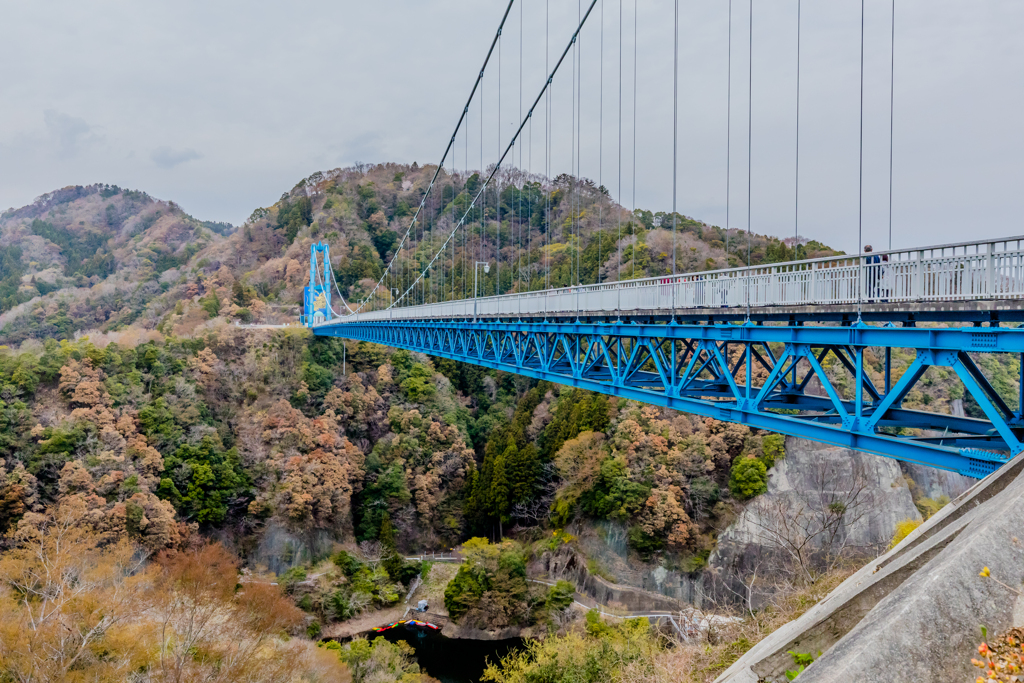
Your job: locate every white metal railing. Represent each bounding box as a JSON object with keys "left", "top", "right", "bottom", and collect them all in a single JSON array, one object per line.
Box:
[{"left": 316, "top": 235, "right": 1024, "bottom": 325}]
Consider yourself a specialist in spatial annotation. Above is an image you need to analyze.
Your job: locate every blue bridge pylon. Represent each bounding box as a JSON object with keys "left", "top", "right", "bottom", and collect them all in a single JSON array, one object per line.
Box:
[{"left": 312, "top": 317, "right": 1023, "bottom": 479}]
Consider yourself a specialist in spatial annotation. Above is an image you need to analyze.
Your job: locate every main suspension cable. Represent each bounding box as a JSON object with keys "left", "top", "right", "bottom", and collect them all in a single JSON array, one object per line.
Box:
[
  {"left": 390, "top": 0, "right": 601, "bottom": 310},
  {"left": 888, "top": 0, "right": 895, "bottom": 251},
  {"left": 345, "top": 0, "right": 516, "bottom": 317},
  {"left": 745, "top": 0, "right": 752, "bottom": 321}
]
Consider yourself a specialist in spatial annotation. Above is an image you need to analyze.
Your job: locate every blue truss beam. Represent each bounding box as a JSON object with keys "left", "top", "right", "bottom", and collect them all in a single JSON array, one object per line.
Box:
[{"left": 312, "top": 320, "right": 1023, "bottom": 479}]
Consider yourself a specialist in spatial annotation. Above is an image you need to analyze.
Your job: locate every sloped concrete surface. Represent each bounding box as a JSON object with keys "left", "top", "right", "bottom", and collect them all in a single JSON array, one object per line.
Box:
[{"left": 715, "top": 451, "right": 1024, "bottom": 683}]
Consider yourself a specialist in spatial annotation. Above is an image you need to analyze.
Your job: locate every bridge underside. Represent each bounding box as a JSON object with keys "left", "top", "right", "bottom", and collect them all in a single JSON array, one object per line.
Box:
[{"left": 313, "top": 319, "right": 1024, "bottom": 479}]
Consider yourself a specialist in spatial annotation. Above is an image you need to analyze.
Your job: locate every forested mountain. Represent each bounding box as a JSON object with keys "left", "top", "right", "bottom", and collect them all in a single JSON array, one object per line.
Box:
[
  {"left": 0, "top": 165, "right": 996, "bottom": 681},
  {"left": 0, "top": 164, "right": 830, "bottom": 555}
]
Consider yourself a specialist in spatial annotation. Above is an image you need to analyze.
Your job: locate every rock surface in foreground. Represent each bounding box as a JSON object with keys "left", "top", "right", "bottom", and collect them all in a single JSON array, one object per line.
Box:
[
  {"left": 715, "top": 452, "right": 1024, "bottom": 683},
  {"left": 711, "top": 437, "right": 920, "bottom": 597}
]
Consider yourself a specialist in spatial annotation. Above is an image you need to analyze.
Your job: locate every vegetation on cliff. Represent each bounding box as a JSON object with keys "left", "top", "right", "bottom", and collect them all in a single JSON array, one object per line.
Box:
[
  {"left": 0, "top": 164, "right": 1007, "bottom": 680},
  {"left": 0, "top": 500, "right": 348, "bottom": 682}
]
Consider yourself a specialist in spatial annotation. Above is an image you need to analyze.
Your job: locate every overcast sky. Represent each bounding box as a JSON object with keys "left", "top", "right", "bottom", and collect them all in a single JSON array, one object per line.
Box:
[{"left": 1, "top": 0, "right": 1021, "bottom": 255}]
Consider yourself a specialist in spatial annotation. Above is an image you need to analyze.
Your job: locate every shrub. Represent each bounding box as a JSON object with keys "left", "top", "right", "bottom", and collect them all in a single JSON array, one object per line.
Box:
[
  {"left": 627, "top": 524, "right": 664, "bottom": 555},
  {"left": 443, "top": 564, "right": 486, "bottom": 621},
  {"left": 383, "top": 553, "right": 421, "bottom": 586},
  {"left": 729, "top": 455, "right": 768, "bottom": 500},
  {"left": 280, "top": 565, "right": 308, "bottom": 593},
  {"left": 545, "top": 580, "right": 575, "bottom": 613},
  {"left": 888, "top": 518, "right": 923, "bottom": 549},
  {"left": 331, "top": 550, "right": 362, "bottom": 576},
  {"left": 200, "top": 290, "right": 221, "bottom": 317},
  {"left": 916, "top": 495, "right": 950, "bottom": 519},
  {"left": 306, "top": 620, "right": 321, "bottom": 638},
  {"left": 761, "top": 434, "right": 786, "bottom": 468}
]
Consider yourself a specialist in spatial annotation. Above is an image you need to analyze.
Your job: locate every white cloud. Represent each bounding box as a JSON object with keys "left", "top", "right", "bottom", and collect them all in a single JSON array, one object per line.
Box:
[
  {"left": 0, "top": 0, "right": 1020, "bottom": 250},
  {"left": 151, "top": 146, "right": 202, "bottom": 169},
  {"left": 43, "top": 110, "right": 99, "bottom": 159}
]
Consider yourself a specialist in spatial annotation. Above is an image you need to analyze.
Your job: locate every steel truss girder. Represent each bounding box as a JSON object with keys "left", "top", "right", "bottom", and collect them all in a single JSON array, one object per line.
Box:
[{"left": 313, "top": 320, "right": 1024, "bottom": 479}]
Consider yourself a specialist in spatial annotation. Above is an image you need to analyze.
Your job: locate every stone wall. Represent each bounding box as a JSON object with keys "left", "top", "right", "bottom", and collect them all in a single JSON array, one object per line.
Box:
[{"left": 532, "top": 544, "right": 688, "bottom": 613}]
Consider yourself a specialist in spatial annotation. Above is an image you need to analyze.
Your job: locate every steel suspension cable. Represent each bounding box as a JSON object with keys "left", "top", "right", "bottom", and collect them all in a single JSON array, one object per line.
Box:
[
  {"left": 617, "top": 0, "right": 622, "bottom": 314},
  {"left": 390, "top": 0, "right": 600, "bottom": 311},
  {"left": 528, "top": 93, "right": 533, "bottom": 291},
  {"left": 888, "top": 0, "right": 895, "bottom": 251},
  {"left": 518, "top": 0, "right": 523, "bottom": 303},
  {"left": 345, "top": 0, "right": 516, "bottom": 317},
  {"left": 857, "top": 0, "right": 865, "bottom": 320},
  {"left": 480, "top": 76, "right": 484, "bottom": 296},
  {"left": 746, "top": 0, "right": 752, "bottom": 321},
  {"left": 795, "top": 0, "right": 801, "bottom": 252},
  {"left": 726, "top": 0, "right": 732, "bottom": 258},
  {"left": 493, "top": 29, "right": 497, "bottom": 296},
  {"left": 571, "top": 5, "right": 577, "bottom": 283},
  {"left": 598, "top": 0, "right": 604, "bottom": 285},
  {"left": 579, "top": 0, "right": 584, "bottom": 293},
  {"left": 546, "top": 0, "right": 551, "bottom": 292},
  {"left": 632, "top": 0, "right": 637, "bottom": 279},
  {"left": 672, "top": 0, "right": 679, "bottom": 317}
]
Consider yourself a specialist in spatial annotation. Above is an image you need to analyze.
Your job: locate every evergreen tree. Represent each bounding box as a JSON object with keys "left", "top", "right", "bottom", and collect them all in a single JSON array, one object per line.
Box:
[{"left": 379, "top": 511, "right": 396, "bottom": 550}]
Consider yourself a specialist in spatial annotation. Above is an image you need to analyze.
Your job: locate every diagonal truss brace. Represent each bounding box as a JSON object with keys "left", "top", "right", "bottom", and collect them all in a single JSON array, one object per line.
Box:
[{"left": 314, "top": 320, "right": 1024, "bottom": 479}]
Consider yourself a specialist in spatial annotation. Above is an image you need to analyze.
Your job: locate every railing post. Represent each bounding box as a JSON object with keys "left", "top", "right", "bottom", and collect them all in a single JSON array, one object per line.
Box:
[
  {"left": 987, "top": 242, "right": 996, "bottom": 296},
  {"left": 914, "top": 250, "right": 923, "bottom": 299},
  {"left": 812, "top": 262, "right": 819, "bottom": 304}
]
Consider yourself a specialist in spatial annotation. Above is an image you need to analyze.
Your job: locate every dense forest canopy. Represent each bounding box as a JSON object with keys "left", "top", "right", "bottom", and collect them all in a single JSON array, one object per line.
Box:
[{"left": 0, "top": 165, "right": 999, "bottom": 682}]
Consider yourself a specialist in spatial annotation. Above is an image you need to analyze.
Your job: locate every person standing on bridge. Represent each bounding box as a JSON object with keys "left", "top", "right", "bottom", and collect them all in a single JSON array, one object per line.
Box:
[{"left": 864, "top": 245, "right": 882, "bottom": 302}]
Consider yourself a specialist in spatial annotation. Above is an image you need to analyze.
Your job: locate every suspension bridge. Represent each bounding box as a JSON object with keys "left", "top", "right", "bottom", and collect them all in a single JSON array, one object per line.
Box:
[{"left": 299, "top": 0, "right": 1024, "bottom": 479}]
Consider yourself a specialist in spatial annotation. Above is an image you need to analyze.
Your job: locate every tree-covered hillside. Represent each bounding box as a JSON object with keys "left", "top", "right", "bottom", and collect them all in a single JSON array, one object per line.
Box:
[{"left": 0, "top": 166, "right": 1011, "bottom": 683}]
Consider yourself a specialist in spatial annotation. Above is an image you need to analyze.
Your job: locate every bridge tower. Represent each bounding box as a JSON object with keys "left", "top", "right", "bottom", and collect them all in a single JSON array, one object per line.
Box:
[{"left": 304, "top": 242, "right": 332, "bottom": 326}]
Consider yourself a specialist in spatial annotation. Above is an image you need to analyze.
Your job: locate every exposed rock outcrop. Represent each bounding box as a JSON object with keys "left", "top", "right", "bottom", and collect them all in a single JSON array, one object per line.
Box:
[
  {"left": 901, "top": 460, "right": 976, "bottom": 501},
  {"left": 715, "top": 451, "right": 1024, "bottom": 683},
  {"left": 710, "top": 437, "right": 920, "bottom": 595},
  {"left": 532, "top": 544, "right": 688, "bottom": 613}
]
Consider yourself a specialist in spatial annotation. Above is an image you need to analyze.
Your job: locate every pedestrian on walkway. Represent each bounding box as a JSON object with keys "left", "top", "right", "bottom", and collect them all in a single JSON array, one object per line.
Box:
[{"left": 864, "top": 245, "right": 881, "bottom": 302}]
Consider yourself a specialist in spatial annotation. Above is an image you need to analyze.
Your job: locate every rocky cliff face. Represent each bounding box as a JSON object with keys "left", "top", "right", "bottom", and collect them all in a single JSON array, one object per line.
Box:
[
  {"left": 715, "top": 451, "right": 1024, "bottom": 683},
  {"left": 901, "top": 460, "right": 976, "bottom": 501},
  {"left": 559, "top": 437, "right": 973, "bottom": 611},
  {"left": 708, "top": 437, "right": 920, "bottom": 604}
]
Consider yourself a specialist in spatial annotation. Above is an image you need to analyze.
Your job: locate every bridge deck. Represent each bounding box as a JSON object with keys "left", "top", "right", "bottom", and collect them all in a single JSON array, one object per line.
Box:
[
  {"left": 326, "top": 298, "right": 1024, "bottom": 326},
  {"left": 308, "top": 237, "right": 1024, "bottom": 478}
]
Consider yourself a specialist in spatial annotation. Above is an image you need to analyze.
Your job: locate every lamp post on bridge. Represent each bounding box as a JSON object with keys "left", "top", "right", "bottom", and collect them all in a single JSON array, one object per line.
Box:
[
  {"left": 474, "top": 261, "right": 489, "bottom": 321},
  {"left": 390, "top": 288, "right": 399, "bottom": 320}
]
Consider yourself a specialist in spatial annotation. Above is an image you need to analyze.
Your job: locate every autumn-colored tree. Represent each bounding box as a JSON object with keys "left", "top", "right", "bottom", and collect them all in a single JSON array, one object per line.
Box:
[
  {"left": 0, "top": 458, "right": 38, "bottom": 537},
  {"left": 151, "top": 543, "right": 314, "bottom": 683},
  {"left": 0, "top": 500, "right": 348, "bottom": 683},
  {"left": 0, "top": 498, "right": 155, "bottom": 682}
]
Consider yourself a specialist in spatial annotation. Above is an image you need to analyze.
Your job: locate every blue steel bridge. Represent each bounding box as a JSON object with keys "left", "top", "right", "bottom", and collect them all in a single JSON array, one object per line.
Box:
[
  {"left": 300, "top": 1, "right": 1024, "bottom": 479},
  {"left": 308, "top": 237, "right": 1024, "bottom": 480}
]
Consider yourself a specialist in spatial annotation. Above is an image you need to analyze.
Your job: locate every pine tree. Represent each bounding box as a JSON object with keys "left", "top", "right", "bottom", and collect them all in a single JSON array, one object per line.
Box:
[
  {"left": 379, "top": 511, "right": 396, "bottom": 550},
  {"left": 490, "top": 441, "right": 512, "bottom": 536}
]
